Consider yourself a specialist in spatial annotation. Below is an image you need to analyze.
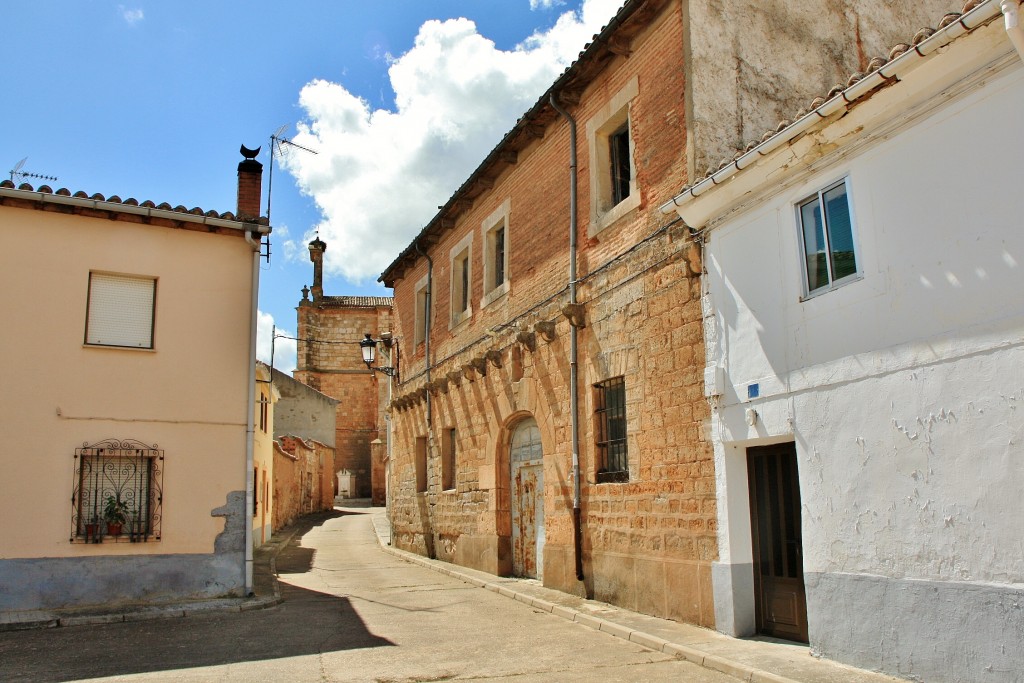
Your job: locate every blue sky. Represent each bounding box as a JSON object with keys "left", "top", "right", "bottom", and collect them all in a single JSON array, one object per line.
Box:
[{"left": 1, "top": 0, "right": 622, "bottom": 372}]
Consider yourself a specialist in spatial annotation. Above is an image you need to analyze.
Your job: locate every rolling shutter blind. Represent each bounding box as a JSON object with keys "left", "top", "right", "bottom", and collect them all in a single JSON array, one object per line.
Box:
[{"left": 86, "top": 273, "right": 155, "bottom": 348}]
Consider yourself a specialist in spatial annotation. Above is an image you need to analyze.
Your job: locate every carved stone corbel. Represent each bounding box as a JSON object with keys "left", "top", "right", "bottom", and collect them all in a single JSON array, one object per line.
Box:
[
  {"left": 516, "top": 329, "right": 537, "bottom": 352},
  {"left": 447, "top": 370, "right": 462, "bottom": 386},
  {"left": 534, "top": 321, "right": 556, "bottom": 342},
  {"left": 461, "top": 363, "right": 477, "bottom": 381},
  {"left": 470, "top": 356, "right": 488, "bottom": 377},
  {"left": 561, "top": 303, "right": 586, "bottom": 329},
  {"left": 486, "top": 349, "right": 503, "bottom": 369}
]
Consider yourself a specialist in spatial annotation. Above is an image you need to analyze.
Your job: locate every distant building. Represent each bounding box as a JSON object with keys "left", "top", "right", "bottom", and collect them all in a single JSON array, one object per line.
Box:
[
  {"left": 0, "top": 150, "right": 270, "bottom": 615},
  {"left": 293, "top": 247, "right": 392, "bottom": 503},
  {"left": 253, "top": 362, "right": 280, "bottom": 548}
]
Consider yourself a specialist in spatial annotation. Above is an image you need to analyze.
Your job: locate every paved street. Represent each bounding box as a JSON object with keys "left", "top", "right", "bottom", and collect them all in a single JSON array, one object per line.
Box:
[{"left": 0, "top": 509, "right": 739, "bottom": 683}]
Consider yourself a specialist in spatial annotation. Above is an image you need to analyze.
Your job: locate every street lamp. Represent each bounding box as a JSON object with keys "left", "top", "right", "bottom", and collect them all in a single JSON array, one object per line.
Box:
[{"left": 360, "top": 332, "right": 398, "bottom": 379}]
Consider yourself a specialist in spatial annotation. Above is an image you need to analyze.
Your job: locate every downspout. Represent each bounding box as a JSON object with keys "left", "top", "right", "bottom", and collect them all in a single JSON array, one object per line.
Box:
[
  {"left": 243, "top": 228, "right": 261, "bottom": 596},
  {"left": 413, "top": 239, "right": 435, "bottom": 558},
  {"left": 550, "top": 94, "right": 584, "bottom": 581},
  {"left": 1000, "top": 0, "right": 1024, "bottom": 62},
  {"left": 413, "top": 240, "right": 433, "bottom": 428}
]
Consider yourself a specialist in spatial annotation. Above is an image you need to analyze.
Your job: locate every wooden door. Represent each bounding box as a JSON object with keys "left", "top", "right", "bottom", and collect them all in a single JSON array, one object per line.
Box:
[
  {"left": 511, "top": 418, "right": 544, "bottom": 579},
  {"left": 748, "top": 443, "right": 808, "bottom": 642}
]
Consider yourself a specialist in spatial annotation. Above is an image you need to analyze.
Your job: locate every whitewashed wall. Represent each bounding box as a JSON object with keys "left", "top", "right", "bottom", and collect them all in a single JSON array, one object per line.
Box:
[{"left": 705, "top": 32, "right": 1024, "bottom": 683}]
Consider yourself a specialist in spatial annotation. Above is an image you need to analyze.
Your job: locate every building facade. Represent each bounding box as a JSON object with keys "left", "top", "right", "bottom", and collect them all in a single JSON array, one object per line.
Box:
[
  {"left": 294, "top": 244, "right": 393, "bottom": 503},
  {"left": 0, "top": 151, "right": 270, "bottom": 615},
  {"left": 662, "top": 1, "right": 1024, "bottom": 680},
  {"left": 253, "top": 362, "right": 280, "bottom": 548},
  {"left": 379, "top": 0, "right": 955, "bottom": 628}
]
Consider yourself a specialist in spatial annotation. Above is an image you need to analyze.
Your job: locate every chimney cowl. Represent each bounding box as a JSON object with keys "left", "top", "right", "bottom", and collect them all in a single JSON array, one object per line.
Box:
[{"left": 236, "top": 144, "right": 264, "bottom": 220}]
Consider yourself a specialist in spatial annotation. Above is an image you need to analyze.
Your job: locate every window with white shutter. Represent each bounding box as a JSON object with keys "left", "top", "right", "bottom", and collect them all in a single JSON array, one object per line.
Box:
[{"left": 85, "top": 273, "right": 156, "bottom": 348}]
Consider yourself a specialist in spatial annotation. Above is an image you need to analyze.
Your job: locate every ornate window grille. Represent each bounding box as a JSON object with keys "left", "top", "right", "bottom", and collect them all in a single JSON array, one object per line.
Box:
[{"left": 71, "top": 439, "right": 163, "bottom": 543}]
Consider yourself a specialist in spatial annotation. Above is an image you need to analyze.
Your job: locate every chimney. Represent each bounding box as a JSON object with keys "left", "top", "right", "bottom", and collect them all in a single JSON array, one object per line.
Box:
[
  {"left": 308, "top": 237, "right": 327, "bottom": 301},
  {"left": 237, "top": 144, "right": 263, "bottom": 221}
]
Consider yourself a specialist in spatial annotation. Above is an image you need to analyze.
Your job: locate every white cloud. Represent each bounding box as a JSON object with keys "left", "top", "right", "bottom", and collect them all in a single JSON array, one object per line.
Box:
[
  {"left": 284, "top": 0, "right": 622, "bottom": 283},
  {"left": 530, "top": 0, "right": 566, "bottom": 10},
  {"left": 257, "top": 310, "right": 297, "bottom": 374},
  {"left": 119, "top": 6, "right": 144, "bottom": 25}
]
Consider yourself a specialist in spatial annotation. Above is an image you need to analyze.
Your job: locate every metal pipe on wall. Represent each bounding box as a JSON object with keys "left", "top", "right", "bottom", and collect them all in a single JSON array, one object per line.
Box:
[{"left": 550, "top": 94, "right": 584, "bottom": 581}]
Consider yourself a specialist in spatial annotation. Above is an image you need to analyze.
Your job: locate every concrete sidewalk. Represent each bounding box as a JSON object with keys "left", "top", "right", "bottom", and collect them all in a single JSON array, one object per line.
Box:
[{"left": 368, "top": 507, "right": 899, "bottom": 683}]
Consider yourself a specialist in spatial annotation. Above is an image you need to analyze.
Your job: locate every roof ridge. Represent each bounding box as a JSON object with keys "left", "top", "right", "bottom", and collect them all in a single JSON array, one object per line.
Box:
[{"left": 0, "top": 178, "right": 262, "bottom": 224}]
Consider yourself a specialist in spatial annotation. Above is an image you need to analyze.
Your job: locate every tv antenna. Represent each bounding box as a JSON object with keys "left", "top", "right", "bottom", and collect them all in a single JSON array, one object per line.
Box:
[
  {"left": 266, "top": 124, "right": 317, "bottom": 226},
  {"left": 9, "top": 157, "right": 57, "bottom": 184}
]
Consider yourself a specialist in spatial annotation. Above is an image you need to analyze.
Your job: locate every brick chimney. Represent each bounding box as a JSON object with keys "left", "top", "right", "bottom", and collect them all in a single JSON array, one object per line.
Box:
[
  {"left": 308, "top": 237, "right": 326, "bottom": 301},
  {"left": 237, "top": 145, "right": 263, "bottom": 221}
]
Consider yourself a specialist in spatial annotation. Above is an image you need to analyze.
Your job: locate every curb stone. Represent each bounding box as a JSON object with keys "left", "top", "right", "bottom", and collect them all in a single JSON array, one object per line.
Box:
[{"left": 370, "top": 516, "right": 804, "bottom": 683}]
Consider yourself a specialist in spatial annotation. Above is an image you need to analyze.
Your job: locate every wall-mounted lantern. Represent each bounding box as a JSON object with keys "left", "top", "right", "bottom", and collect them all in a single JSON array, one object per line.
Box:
[{"left": 360, "top": 332, "right": 398, "bottom": 380}]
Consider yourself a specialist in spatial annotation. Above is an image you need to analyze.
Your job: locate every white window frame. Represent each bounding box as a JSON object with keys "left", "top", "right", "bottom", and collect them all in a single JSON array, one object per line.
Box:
[
  {"left": 587, "top": 76, "right": 640, "bottom": 238},
  {"left": 413, "top": 274, "right": 431, "bottom": 346},
  {"left": 84, "top": 272, "right": 157, "bottom": 349},
  {"left": 480, "top": 199, "right": 511, "bottom": 308},
  {"left": 448, "top": 231, "right": 474, "bottom": 329},
  {"left": 795, "top": 176, "right": 861, "bottom": 300}
]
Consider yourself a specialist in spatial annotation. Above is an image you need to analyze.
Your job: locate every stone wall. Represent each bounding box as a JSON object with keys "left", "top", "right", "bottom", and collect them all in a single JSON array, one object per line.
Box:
[{"left": 273, "top": 436, "right": 335, "bottom": 530}]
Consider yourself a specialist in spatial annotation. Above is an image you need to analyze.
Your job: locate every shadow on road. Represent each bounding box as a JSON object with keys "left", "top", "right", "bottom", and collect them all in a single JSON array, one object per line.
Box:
[{"left": 0, "top": 509, "right": 393, "bottom": 683}]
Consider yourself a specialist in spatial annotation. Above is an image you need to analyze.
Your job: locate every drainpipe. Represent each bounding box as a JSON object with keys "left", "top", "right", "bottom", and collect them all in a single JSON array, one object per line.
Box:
[
  {"left": 243, "top": 229, "right": 261, "bottom": 596},
  {"left": 413, "top": 240, "right": 433, "bottom": 429},
  {"left": 413, "top": 240, "right": 435, "bottom": 557},
  {"left": 551, "top": 94, "right": 584, "bottom": 581},
  {"left": 1000, "top": 0, "right": 1024, "bottom": 62}
]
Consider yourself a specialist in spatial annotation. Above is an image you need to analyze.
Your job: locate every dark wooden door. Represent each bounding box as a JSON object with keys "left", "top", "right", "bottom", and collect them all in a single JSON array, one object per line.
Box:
[{"left": 748, "top": 443, "right": 808, "bottom": 642}]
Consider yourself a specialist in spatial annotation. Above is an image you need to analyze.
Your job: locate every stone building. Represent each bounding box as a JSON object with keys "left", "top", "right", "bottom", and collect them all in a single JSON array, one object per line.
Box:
[
  {"left": 294, "top": 238, "right": 393, "bottom": 503},
  {"left": 378, "top": 0, "right": 956, "bottom": 631}
]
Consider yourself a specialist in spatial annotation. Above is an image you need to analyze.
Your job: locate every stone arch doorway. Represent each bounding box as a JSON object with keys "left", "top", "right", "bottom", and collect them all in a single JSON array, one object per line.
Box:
[{"left": 510, "top": 416, "right": 544, "bottom": 579}]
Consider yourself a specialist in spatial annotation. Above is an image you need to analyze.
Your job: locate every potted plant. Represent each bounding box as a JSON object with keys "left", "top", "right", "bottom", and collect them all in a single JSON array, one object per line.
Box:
[
  {"left": 84, "top": 517, "right": 100, "bottom": 540},
  {"left": 103, "top": 496, "right": 130, "bottom": 536}
]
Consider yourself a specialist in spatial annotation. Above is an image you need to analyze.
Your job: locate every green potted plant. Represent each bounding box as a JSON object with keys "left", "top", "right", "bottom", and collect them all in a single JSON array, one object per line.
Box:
[{"left": 103, "top": 496, "right": 130, "bottom": 536}]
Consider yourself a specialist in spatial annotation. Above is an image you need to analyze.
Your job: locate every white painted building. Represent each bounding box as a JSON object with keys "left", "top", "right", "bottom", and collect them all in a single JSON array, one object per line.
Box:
[{"left": 661, "top": 2, "right": 1024, "bottom": 681}]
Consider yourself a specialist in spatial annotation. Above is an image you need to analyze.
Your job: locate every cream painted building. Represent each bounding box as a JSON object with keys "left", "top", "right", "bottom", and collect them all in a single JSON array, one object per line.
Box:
[
  {"left": 662, "top": 2, "right": 1024, "bottom": 680},
  {"left": 253, "top": 362, "right": 280, "bottom": 548},
  {"left": 0, "top": 150, "right": 270, "bottom": 616}
]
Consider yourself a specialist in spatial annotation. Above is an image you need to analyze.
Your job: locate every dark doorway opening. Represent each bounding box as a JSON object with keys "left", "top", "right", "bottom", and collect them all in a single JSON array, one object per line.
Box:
[{"left": 747, "top": 442, "right": 808, "bottom": 643}]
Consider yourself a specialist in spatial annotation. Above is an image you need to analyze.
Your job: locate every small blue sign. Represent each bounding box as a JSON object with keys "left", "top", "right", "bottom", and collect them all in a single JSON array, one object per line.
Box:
[{"left": 747, "top": 383, "right": 760, "bottom": 399}]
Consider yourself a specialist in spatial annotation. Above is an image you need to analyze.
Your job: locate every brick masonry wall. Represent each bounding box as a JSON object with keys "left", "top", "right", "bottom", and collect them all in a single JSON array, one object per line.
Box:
[
  {"left": 272, "top": 437, "right": 335, "bottom": 530},
  {"left": 386, "top": 3, "right": 717, "bottom": 627},
  {"left": 295, "top": 303, "right": 392, "bottom": 500}
]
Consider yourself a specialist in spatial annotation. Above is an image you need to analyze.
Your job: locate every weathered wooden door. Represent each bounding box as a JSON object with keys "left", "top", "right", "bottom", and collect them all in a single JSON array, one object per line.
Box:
[
  {"left": 747, "top": 443, "right": 808, "bottom": 643},
  {"left": 511, "top": 418, "right": 544, "bottom": 579}
]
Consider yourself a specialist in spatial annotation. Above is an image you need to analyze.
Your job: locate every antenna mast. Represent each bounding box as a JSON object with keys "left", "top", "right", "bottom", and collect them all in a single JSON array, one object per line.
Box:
[
  {"left": 266, "top": 125, "right": 317, "bottom": 226},
  {"left": 8, "top": 157, "right": 57, "bottom": 184}
]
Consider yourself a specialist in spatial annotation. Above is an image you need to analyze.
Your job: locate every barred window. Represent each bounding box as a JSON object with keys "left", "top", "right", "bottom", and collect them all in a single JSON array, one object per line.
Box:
[
  {"left": 595, "top": 377, "right": 628, "bottom": 483},
  {"left": 71, "top": 439, "right": 163, "bottom": 543}
]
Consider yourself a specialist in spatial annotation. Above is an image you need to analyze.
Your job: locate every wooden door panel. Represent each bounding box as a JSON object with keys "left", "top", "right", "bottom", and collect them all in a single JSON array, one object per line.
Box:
[{"left": 748, "top": 443, "right": 808, "bottom": 643}]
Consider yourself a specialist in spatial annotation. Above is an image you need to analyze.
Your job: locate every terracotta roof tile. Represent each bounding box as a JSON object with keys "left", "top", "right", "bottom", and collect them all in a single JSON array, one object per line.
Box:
[
  {"left": 319, "top": 295, "right": 394, "bottom": 308},
  {"left": 0, "top": 178, "right": 254, "bottom": 223}
]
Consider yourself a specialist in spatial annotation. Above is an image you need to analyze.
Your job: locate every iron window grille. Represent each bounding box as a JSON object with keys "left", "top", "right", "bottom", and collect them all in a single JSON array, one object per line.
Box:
[
  {"left": 595, "top": 376, "right": 628, "bottom": 483},
  {"left": 71, "top": 439, "right": 163, "bottom": 543}
]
